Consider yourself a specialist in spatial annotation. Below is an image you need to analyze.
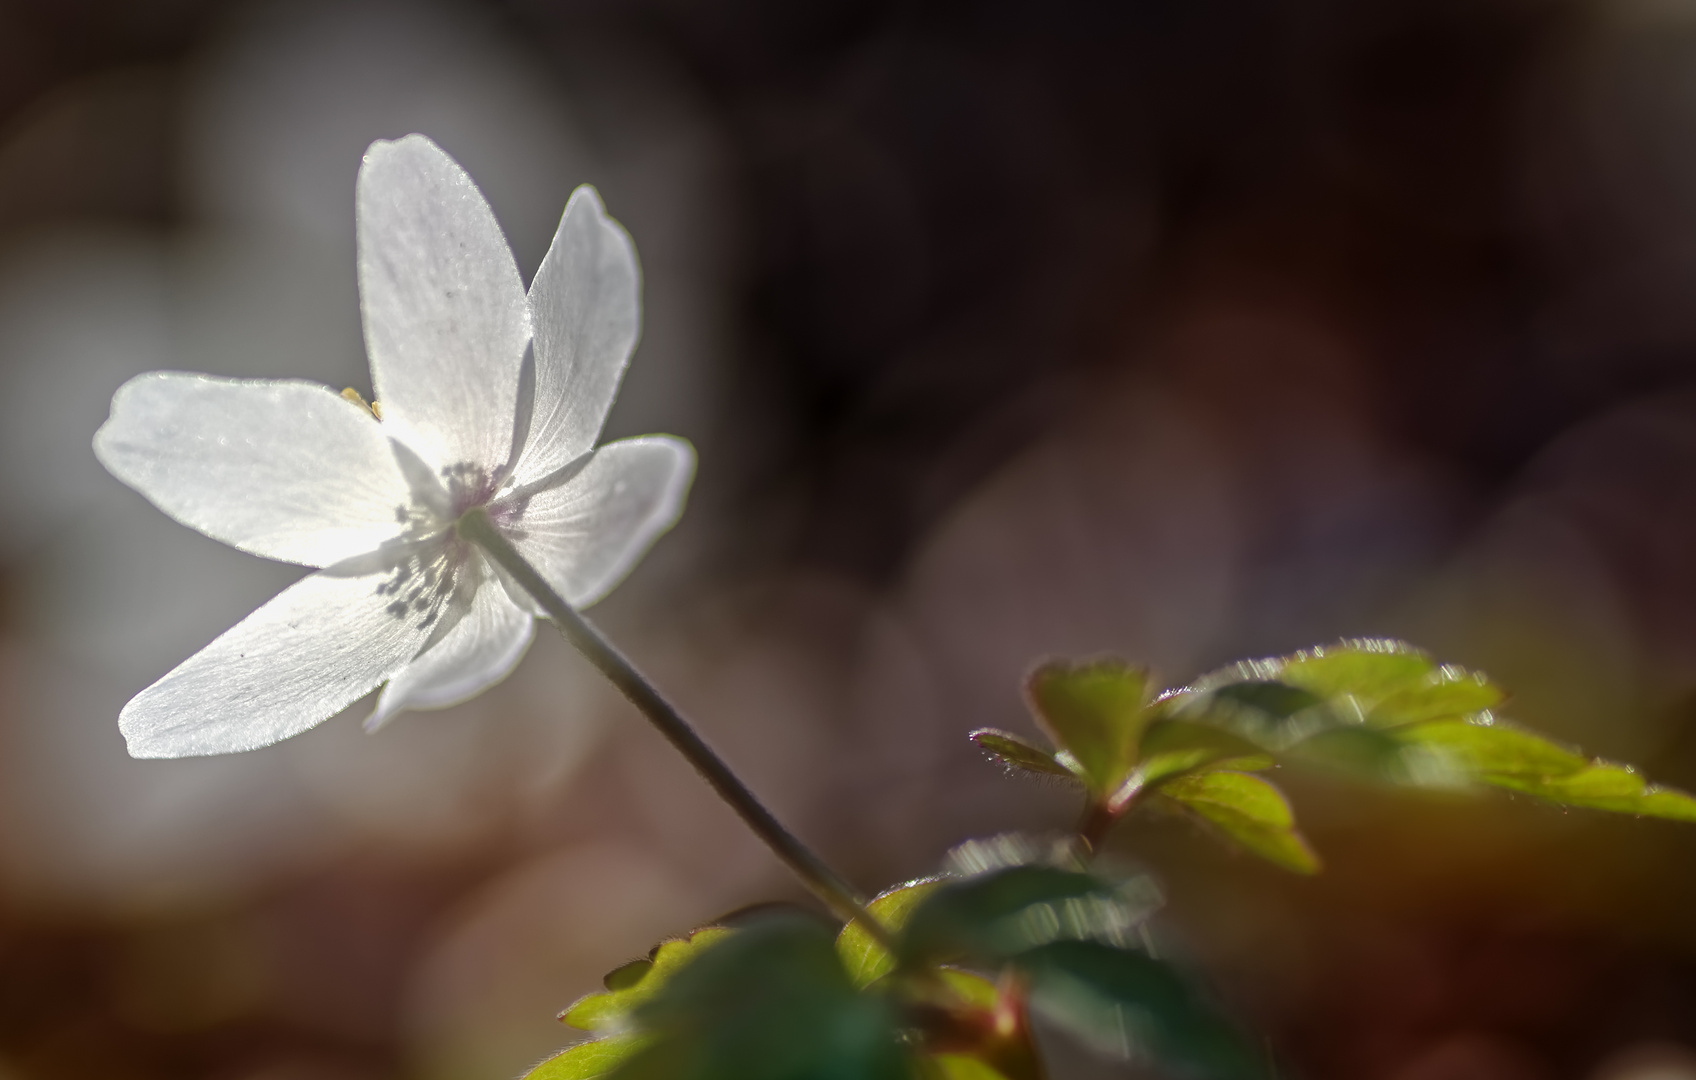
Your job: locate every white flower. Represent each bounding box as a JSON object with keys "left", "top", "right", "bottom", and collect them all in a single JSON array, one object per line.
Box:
[{"left": 93, "top": 134, "right": 694, "bottom": 759}]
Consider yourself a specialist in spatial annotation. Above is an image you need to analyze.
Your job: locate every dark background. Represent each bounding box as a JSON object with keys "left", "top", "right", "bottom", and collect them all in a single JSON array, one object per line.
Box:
[{"left": 1, "top": 1, "right": 1695, "bottom": 1078}]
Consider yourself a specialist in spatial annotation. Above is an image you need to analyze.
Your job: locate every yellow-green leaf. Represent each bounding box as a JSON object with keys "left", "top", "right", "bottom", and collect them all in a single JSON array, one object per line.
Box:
[
  {"left": 922, "top": 1054, "right": 1013, "bottom": 1079},
  {"left": 836, "top": 877, "right": 946, "bottom": 988},
  {"left": 1027, "top": 661, "right": 1153, "bottom": 796},
  {"left": 1156, "top": 771, "right": 1320, "bottom": 874},
  {"left": 1508, "top": 767, "right": 1696, "bottom": 821},
  {"left": 1394, "top": 718, "right": 1582, "bottom": 777},
  {"left": 936, "top": 967, "right": 1000, "bottom": 1009},
  {"left": 1392, "top": 719, "right": 1696, "bottom": 820},
  {"left": 562, "top": 927, "right": 734, "bottom": 1032},
  {"left": 523, "top": 1035, "right": 652, "bottom": 1080}
]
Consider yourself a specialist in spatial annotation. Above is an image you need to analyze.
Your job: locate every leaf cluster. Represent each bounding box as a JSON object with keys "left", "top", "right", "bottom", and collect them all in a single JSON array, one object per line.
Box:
[
  {"left": 972, "top": 659, "right": 1312, "bottom": 872},
  {"left": 972, "top": 640, "right": 1696, "bottom": 874},
  {"left": 528, "top": 856, "right": 1261, "bottom": 1080}
]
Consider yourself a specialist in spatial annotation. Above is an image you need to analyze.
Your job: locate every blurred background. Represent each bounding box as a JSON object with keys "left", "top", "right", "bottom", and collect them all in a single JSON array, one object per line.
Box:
[{"left": 1, "top": 0, "right": 1695, "bottom": 1077}]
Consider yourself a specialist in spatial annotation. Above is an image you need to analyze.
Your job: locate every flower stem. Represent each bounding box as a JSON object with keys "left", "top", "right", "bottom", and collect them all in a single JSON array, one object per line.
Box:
[{"left": 458, "top": 507, "right": 893, "bottom": 951}]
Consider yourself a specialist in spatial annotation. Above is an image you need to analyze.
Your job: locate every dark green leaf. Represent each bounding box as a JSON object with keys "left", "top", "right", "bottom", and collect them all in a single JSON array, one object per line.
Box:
[
  {"left": 837, "top": 877, "right": 947, "bottom": 988},
  {"left": 898, "top": 866, "right": 1157, "bottom": 968},
  {"left": 1027, "top": 661, "right": 1153, "bottom": 796},
  {"left": 612, "top": 916, "right": 909, "bottom": 1080},
  {"left": 1016, "top": 941, "right": 1265, "bottom": 1080},
  {"left": 1213, "top": 682, "right": 1323, "bottom": 719},
  {"left": 525, "top": 1036, "right": 652, "bottom": 1080},
  {"left": 968, "top": 729, "right": 1074, "bottom": 779},
  {"left": 563, "top": 927, "right": 734, "bottom": 1033},
  {"left": 1155, "top": 771, "right": 1320, "bottom": 874}
]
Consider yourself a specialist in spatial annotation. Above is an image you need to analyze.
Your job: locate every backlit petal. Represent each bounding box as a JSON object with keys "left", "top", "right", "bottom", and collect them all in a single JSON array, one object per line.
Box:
[
  {"left": 357, "top": 134, "right": 528, "bottom": 475},
  {"left": 502, "top": 435, "right": 693, "bottom": 610},
  {"left": 120, "top": 551, "right": 466, "bottom": 758},
  {"left": 367, "top": 560, "right": 534, "bottom": 728},
  {"left": 94, "top": 372, "right": 415, "bottom": 567},
  {"left": 512, "top": 185, "right": 640, "bottom": 486}
]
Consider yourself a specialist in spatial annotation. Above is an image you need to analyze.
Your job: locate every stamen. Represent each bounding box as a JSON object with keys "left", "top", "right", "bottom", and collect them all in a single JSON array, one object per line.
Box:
[{"left": 341, "top": 387, "right": 381, "bottom": 419}]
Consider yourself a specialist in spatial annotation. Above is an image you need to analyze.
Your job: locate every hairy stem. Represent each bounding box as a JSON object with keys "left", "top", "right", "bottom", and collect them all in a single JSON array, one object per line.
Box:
[
  {"left": 458, "top": 507, "right": 893, "bottom": 951},
  {"left": 1078, "top": 781, "right": 1143, "bottom": 854}
]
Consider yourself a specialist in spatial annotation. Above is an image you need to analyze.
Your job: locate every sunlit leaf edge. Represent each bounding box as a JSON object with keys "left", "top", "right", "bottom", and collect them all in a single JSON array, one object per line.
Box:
[
  {"left": 562, "top": 926, "right": 735, "bottom": 1033},
  {"left": 523, "top": 1035, "right": 652, "bottom": 1080},
  {"left": 969, "top": 728, "right": 1076, "bottom": 779},
  {"left": 838, "top": 876, "right": 950, "bottom": 988}
]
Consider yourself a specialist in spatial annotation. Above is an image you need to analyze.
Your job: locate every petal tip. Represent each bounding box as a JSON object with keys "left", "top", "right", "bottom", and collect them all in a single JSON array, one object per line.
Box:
[
  {"left": 118, "top": 711, "right": 188, "bottom": 760},
  {"left": 362, "top": 132, "right": 442, "bottom": 164},
  {"left": 565, "top": 183, "right": 608, "bottom": 218}
]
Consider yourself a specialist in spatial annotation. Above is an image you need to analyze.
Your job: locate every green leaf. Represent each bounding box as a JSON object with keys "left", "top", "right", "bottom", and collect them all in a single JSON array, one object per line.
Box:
[
  {"left": 1393, "top": 718, "right": 1584, "bottom": 777},
  {"left": 1135, "top": 721, "right": 1274, "bottom": 787},
  {"left": 1155, "top": 771, "right": 1320, "bottom": 874},
  {"left": 611, "top": 916, "right": 908, "bottom": 1080},
  {"left": 1396, "top": 720, "right": 1696, "bottom": 820},
  {"left": 968, "top": 729, "right": 1074, "bottom": 778},
  {"left": 898, "top": 865, "right": 1158, "bottom": 968},
  {"left": 1283, "top": 726, "right": 1451, "bottom": 785},
  {"left": 1172, "top": 641, "right": 1503, "bottom": 748},
  {"left": 837, "top": 877, "right": 947, "bottom": 988},
  {"left": 1267, "top": 640, "right": 1503, "bottom": 728},
  {"left": 1027, "top": 661, "right": 1153, "bottom": 796},
  {"left": 1282, "top": 644, "right": 1499, "bottom": 729},
  {"left": 1212, "top": 681, "right": 1324, "bottom": 719},
  {"left": 1496, "top": 766, "right": 1696, "bottom": 820},
  {"left": 525, "top": 1036, "right": 653, "bottom": 1080},
  {"left": 563, "top": 927, "right": 734, "bottom": 1033},
  {"left": 1016, "top": 940, "right": 1265, "bottom": 1080},
  {"left": 1161, "top": 682, "right": 1329, "bottom": 752}
]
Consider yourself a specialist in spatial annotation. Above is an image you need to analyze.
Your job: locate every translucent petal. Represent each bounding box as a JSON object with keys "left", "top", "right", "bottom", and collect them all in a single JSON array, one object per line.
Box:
[
  {"left": 94, "top": 372, "right": 416, "bottom": 568},
  {"left": 500, "top": 436, "right": 694, "bottom": 610},
  {"left": 512, "top": 185, "right": 640, "bottom": 487},
  {"left": 357, "top": 134, "right": 529, "bottom": 476},
  {"left": 367, "top": 561, "right": 535, "bottom": 728},
  {"left": 119, "top": 548, "right": 467, "bottom": 758}
]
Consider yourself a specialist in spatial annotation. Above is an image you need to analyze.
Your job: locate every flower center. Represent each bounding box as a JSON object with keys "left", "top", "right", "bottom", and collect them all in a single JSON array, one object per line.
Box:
[{"left": 441, "top": 461, "right": 498, "bottom": 515}]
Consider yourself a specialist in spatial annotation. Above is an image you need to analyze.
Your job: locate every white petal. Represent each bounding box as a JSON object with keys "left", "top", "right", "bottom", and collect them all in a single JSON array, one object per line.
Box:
[
  {"left": 512, "top": 185, "right": 640, "bottom": 487},
  {"left": 357, "top": 135, "right": 528, "bottom": 476},
  {"left": 501, "top": 436, "right": 694, "bottom": 610},
  {"left": 94, "top": 372, "right": 416, "bottom": 567},
  {"left": 367, "top": 562, "right": 535, "bottom": 728},
  {"left": 120, "top": 552, "right": 466, "bottom": 758}
]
